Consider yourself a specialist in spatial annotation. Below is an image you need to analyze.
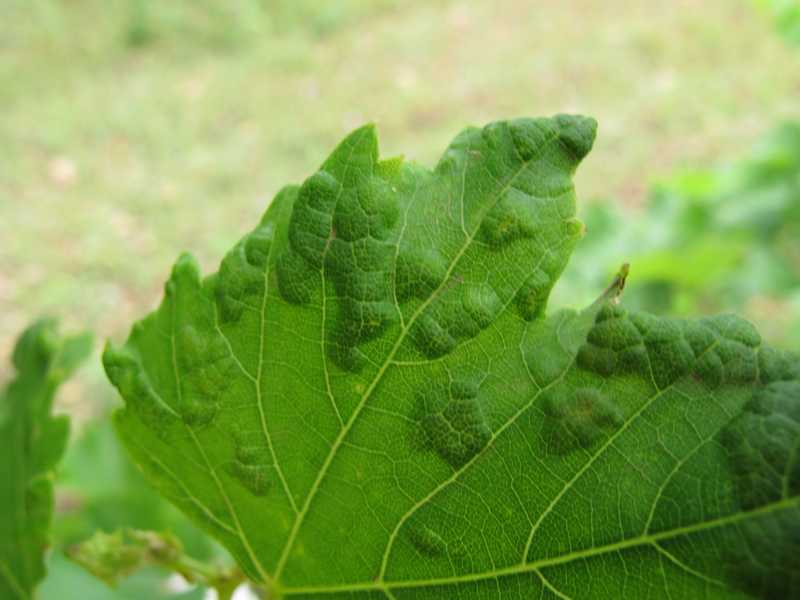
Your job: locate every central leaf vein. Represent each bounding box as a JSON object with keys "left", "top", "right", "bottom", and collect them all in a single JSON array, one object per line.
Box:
[{"left": 272, "top": 134, "right": 559, "bottom": 581}]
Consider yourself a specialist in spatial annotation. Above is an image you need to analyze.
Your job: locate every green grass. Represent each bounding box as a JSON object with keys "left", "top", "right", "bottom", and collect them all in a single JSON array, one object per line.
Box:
[{"left": 2, "top": 0, "right": 799, "bottom": 411}]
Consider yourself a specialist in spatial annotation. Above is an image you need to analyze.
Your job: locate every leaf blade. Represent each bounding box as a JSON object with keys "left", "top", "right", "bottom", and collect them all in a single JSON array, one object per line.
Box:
[
  {"left": 105, "top": 117, "right": 800, "bottom": 599},
  {"left": 0, "top": 320, "right": 91, "bottom": 599}
]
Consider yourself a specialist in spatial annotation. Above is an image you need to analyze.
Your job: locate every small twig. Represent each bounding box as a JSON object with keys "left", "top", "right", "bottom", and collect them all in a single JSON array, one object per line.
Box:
[{"left": 596, "top": 262, "right": 630, "bottom": 304}]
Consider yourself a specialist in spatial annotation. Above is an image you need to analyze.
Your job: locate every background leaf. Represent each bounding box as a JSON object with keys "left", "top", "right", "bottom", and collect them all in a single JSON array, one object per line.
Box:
[{"left": 0, "top": 320, "right": 91, "bottom": 599}]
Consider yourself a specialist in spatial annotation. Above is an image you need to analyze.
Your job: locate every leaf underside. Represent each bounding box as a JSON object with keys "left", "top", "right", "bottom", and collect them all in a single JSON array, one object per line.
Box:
[
  {"left": 104, "top": 116, "right": 800, "bottom": 599},
  {"left": 1, "top": 321, "right": 91, "bottom": 599}
]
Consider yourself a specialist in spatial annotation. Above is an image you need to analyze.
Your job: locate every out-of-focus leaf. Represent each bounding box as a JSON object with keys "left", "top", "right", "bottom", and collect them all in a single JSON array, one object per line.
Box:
[
  {"left": 631, "top": 237, "right": 747, "bottom": 287},
  {"left": 69, "top": 529, "right": 241, "bottom": 598},
  {"left": 70, "top": 530, "right": 182, "bottom": 587},
  {"left": 0, "top": 320, "right": 91, "bottom": 599},
  {"left": 39, "top": 551, "right": 204, "bottom": 600},
  {"left": 55, "top": 419, "right": 218, "bottom": 560},
  {"left": 756, "top": 0, "right": 800, "bottom": 46},
  {"left": 555, "top": 120, "right": 800, "bottom": 348}
]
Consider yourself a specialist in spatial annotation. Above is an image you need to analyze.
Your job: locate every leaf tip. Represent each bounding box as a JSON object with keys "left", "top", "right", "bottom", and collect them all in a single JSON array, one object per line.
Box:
[{"left": 555, "top": 113, "right": 598, "bottom": 163}]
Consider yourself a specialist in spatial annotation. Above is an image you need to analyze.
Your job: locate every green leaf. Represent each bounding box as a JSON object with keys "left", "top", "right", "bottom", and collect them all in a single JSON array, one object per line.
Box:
[
  {"left": 1, "top": 320, "right": 91, "bottom": 599},
  {"left": 104, "top": 117, "right": 800, "bottom": 598}
]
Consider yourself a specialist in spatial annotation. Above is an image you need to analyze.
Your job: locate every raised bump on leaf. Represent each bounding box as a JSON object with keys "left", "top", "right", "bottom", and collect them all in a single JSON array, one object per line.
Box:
[
  {"left": 419, "top": 379, "right": 490, "bottom": 468},
  {"left": 692, "top": 352, "right": 725, "bottom": 387},
  {"left": 564, "top": 217, "right": 586, "bottom": 237},
  {"left": 181, "top": 401, "right": 217, "bottom": 427},
  {"left": 515, "top": 268, "right": 551, "bottom": 321},
  {"left": 286, "top": 171, "right": 340, "bottom": 270},
  {"left": 576, "top": 343, "right": 618, "bottom": 377},
  {"left": 725, "top": 380, "right": 800, "bottom": 507},
  {"left": 412, "top": 313, "right": 456, "bottom": 357},
  {"left": 103, "top": 344, "right": 179, "bottom": 439},
  {"left": 400, "top": 115, "right": 595, "bottom": 362},
  {"left": 480, "top": 188, "right": 540, "bottom": 247},
  {"left": 216, "top": 239, "right": 265, "bottom": 324},
  {"left": 224, "top": 430, "right": 276, "bottom": 498},
  {"left": 578, "top": 304, "right": 762, "bottom": 389},
  {"left": 722, "top": 380, "right": 800, "bottom": 598},
  {"left": 332, "top": 179, "right": 398, "bottom": 242},
  {"left": 276, "top": 251, "right": 316, "bottom": 304},
  {"left": 175, "top": 325, "right": 233, "bottom": 426},
  {"left": 408, "top": 522, "right": 447, "bottom": 557},
  {"left": 701, "top": 313, "right": 761, "bottom": 348},
  {"left": 395, "top": 248, "right": 448, "bottom": 301},
  {"left": 554, "top": 113, "right": 598, "bottom": 162},
  {"left": 462, "top": 284, "right": 503, "bottom": 329},
  {"left": 244, "top": 223, "right": 274, "bottom": 268},
  {"left": 412, "top": 283, "right": 503, "bottom": 358},
  {"left": 275, "top": 126, "right": 401, "bottom": 371},
  {"left": 716, "top": 339, "right": 759, "bottom": 383},
  {"left": 759, "top": 346, "right": 800, "bottom": 383},
  {"left": 543, "top": 386, "right": 623, "bottom": 452},
  {"left": 509, "top": 114, "right": 597, "bottom": 165},
  {"left": 229, "top": 462, "right": 273, "bottom": 497}
]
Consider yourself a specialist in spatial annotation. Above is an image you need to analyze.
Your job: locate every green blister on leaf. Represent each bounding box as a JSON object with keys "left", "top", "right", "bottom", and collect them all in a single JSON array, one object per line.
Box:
[{"left": 104, "top": 116, "right": 800, "bottom": 599}]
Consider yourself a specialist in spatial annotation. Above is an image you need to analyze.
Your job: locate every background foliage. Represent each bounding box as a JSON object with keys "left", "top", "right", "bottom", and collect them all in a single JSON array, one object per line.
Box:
[
  {"left": 1, "top": 0, "right": 799, "bottom": 597},
  {"left": 553, "top": 119, "right": 800, "bottom": 347}
]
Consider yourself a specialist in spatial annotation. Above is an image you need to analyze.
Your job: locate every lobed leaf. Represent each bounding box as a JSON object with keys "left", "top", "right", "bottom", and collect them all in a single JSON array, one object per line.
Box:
[
  {"left": 104, "top": 117, "right": 800, "bottom": 599},
  {"left": 0, "top": 320, "right": 91, "bottom": 599}
]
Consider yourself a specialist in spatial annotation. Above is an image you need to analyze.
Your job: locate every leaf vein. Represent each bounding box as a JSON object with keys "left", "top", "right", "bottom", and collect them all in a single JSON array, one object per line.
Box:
[{"left": 273, "top": 130, "right": 560, "bottom": 581}]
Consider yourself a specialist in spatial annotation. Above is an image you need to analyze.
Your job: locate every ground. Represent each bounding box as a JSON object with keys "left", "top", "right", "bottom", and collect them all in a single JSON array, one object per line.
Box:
[{"left": 2, "top": 0, "right": 799, "bottom": 412}]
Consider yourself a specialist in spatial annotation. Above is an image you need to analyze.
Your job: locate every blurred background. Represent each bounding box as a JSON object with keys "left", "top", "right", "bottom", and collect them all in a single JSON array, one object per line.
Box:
[{"left": 2, "top": 0, "right": 799, "bottom": 597}]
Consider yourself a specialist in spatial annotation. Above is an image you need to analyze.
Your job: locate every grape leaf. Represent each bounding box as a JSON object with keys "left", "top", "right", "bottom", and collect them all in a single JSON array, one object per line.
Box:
[
  {"left": 103, "top": 116, "right": 800, "bottom": 599},
  {"left": 0, "top": 320, "right": 91, "bottom": 599}
]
